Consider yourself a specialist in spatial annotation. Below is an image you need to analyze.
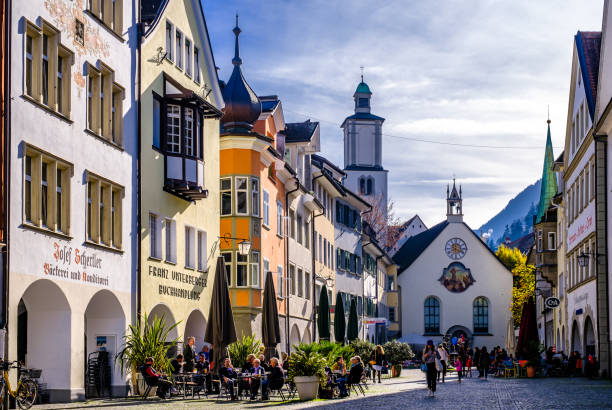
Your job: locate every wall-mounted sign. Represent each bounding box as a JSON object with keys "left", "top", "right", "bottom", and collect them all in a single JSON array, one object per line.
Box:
[
  {"left": 567, "top": 202, "right": 595, "bottom": 252},
  {"left": 43, "top": 242, "right": 109, "bottom": 287},
  {"left": 545, "top": 297, "right": 561, "bottom": 309},
  {"left": 438, "top": 262, "right": 475, "bottom": 293}
]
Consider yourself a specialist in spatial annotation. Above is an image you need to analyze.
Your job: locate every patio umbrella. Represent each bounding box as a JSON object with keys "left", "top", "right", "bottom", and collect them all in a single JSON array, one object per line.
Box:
[
  {"left": 317, "top": 285, "right": 331, "bottom": 341},
  {"left": 262, "top": 271, "right": 281, "bottom": 360},
  {"left": 334, "top": 293, "right": 346, "bottom": 344},
  {"left": 204, "top": 256, "right": 237, "bottom": 375},
  {"left": 347, "top": 298, "right": 359, "bottom": 342},
  {"left": 516, "top": 297, "right": 538, "bottom": 358},
  {"left": 505, "top": 318, "right": 516, "bottom": 355}
]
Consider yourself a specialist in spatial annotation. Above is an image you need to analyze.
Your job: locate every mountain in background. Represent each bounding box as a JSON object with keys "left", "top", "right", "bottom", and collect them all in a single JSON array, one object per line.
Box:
[{"left": 476, "top": 179, "right": 541, "bottom": 250}]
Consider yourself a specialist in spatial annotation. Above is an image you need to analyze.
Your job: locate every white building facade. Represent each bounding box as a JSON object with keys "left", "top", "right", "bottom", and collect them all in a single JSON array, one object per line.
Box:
[
  {"left": 7, "top": 0, "right": 137, "bottom": 401},
  {"left": 394, "top": 184, "right": 513, "bottom": 350}
]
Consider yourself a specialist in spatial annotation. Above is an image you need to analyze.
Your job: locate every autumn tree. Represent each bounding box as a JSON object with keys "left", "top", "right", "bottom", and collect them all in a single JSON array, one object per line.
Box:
[
  {"left": 361, "top": 193, "right": 404, "bottom": 250},
  {"left": 495, "top": 244, "right": 535, "bottom": 327}
]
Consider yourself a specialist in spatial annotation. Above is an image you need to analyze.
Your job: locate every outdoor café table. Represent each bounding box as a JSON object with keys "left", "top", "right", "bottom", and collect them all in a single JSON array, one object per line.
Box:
[
  {"left": 174, "top": 372, "right": 198, "bottom": 399},
  {"left": 239, "top": 373, "right": 268, "bottom": 399}
]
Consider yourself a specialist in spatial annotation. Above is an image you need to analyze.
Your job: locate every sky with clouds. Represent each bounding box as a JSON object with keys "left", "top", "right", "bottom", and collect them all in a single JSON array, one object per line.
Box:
[{"left": 203, "top": 0, "right": 604, "bottom": 228}]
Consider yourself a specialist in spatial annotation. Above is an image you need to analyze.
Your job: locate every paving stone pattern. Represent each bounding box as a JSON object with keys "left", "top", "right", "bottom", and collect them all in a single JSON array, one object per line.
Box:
[{"left": 38, "top": 370, "right": 612, "bottom": 409}]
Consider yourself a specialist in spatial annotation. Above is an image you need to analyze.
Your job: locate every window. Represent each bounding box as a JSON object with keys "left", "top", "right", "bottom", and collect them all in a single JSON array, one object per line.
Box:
[
  {"left": 289, "top": 264, "right": 296, "bottom": 295},
  {"left": 473, "top": 297, "right": 489, "bottom": 333},
  {"left": 304, "top": 220, "right": 310, "bottom": 249},
  {"left": 166, "top": 22, "right": 173, "bottom": 61},
  {"left": 387, "top": 275, "right": 395, "bottom": 291},
  {"left": 305, "top": 272, "right": 311, "bottom": 300},
  {"left": 86, "top": 172, "right": 123, "bottom": 248},
  {"left": 251, "top": 251, "right": 260, "bottom": 287},
  {"left": 251, "top": 178, "right": 260, "bottom": 217},
  {"left": 263, "top": 190, "right": 270, "bottom": 226},
  {"left": 537, "top": 230, "right": 543, "bottom": 251},
  {"left": 75, "top": 18, "right": 84, "bottom": 45},
  {"left": 297, "top": 214, "right": 303, "bottom": 244},
  {"left": 236, "top": 253, "right": 248, "bottom": 286},
  {"left": 184, "top": 108, "right": 194, "bottom": 156},
  {"left": 197, "top": 230, "right": 207, "bottom": 271},
  {"left": 289, "top": 209, "right": 295, "bottom": 239},
  {"left": 277, "top": 265, "right": 284, "bottom": 297},
  {"left": 185, "top": 38, "right": 192, "bottom": 77},
  {"left": 276, "top": 201, "right": 283, "bottom": 236},
  {"left": 165, "top": 218, "right": 176, "bottom": 263},
  {"left": 88, "top": 0, "right": 123, "bottom": 34},
  {"left": 24, "top": 20, "right": 73, "bottom": 116},
  {"left": 222, "top": 252, "right": 232, "bottom": 286},
  {"left": 23, "top": 147, "right": 72, "bottom": 234},
  {"left": 176, "top": 30, "right": 183, "bottom": 69},
  {"left": 263, "top": 259, "right": 270, "bottom": 278},
  {"left": 591, "top": 161, "right": 596, "bottom": 200},
  {"left": 221, "top": 178, "right": 232, "bottom": 216},
  {"left": 359, "top": 177, "right": 365, "bottom": 194},
  {"left": 297, "top": 268, "right": 303, "bottom": 297},
  {"left": 548, "top": 232, "right": 556, "bottom": 250},
  {"left": 184, "top": 226, "right": 195, "bottom": 268},
  {"left": 358, "top": 97, "right": 369, "bottom": 108},
  {"left": 284, "top": 148, "right": 291, "bottom": 164},
  {"left": 166, "top": 104, "right": 181, "bottom": 153},
  {"left": 389, "top": 307, "right": 396, "bottom": 322},
  {"left": 323, "top": 238, "right": 327, "bottom": 266},
  {"left": 149, "top": 213, "right": 162, "bottom": 258},
  {"left": 424, "top": 296, "right": 440, "bottom": 334},
  {"left": 86, "top": 62, "right": 124, "bottom": 144},
  {"left": 585, "top": 167, "right": 589, "bottom": 205},
  {"left": 236, "top": 177, "right": 248, "bottom": 215},
  {"left": 194, "top": 47, "right": 200, "bottom": 83},
  {"left": 153, "top": 96, "right": 161, "bottom": 148}
]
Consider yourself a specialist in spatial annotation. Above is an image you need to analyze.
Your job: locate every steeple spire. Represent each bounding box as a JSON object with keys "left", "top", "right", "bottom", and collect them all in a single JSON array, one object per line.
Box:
[
  {"left": 447, "top": 177, "right": 463, "bottom": 222},
  {"left": 232, "top": 14, "right": 242, "bottom": 66},
  {"left": 535, "top": 117, "right": 558, "bottom": 223}
]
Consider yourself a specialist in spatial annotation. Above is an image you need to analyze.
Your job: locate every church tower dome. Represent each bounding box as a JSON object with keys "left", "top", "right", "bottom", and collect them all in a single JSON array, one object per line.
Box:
[{"left": 221, "top": 15, "right": 261, "bottom": 133}]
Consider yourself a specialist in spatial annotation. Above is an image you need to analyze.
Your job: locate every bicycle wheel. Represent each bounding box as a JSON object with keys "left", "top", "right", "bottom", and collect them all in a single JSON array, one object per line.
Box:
[{"left": 16, "top": 379, "right": 36, "bottom": 410}]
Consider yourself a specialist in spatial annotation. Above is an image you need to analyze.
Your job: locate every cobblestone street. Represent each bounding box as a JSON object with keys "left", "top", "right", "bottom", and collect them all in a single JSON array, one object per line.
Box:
[{"left": 37, "top": 370, "right": 612, "bottom": 409}]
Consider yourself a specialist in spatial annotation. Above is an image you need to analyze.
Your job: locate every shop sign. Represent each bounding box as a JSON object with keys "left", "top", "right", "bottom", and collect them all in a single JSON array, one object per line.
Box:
[
  {"left": 43, "top": 242, "right": 109, "bottom": 286},
  {"left": 567, "top": 203, "right": 594, "bottom": 251},
  {"left": 147, "top": 263, "right": 208, "bottom": 301},
  {"left": 545, "top": 297, "right": 561, "bottom": 309}
]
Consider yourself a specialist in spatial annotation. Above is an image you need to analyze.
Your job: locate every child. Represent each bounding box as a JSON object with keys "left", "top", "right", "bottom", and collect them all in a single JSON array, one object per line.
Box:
[
  {"left": 466, "top": 356, "right": 472, "bottom": 378},
  {"left": 455, "top": 357, "right": 463, "bottom": 384}
]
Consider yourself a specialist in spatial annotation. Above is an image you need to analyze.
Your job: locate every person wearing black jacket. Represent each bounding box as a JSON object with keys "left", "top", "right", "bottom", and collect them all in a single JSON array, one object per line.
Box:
[
  {"left": 220, "top": 358, "right": 238, "bottom": 400},
  {"left": 480, "top": 346, "right": 491, "bottom": 379},
  {"left": 267, "top": 358, "right": 285, "bottom": 391},
  {"left": 183, "top": 337, "right": 196, "bottom": 373},
  {"left": 369, "top": 345, "right": 386, "bottom": 383},
  {"left": 171, "top": 354, "right": 184, "bottom": 374},
  {"left": 474, "top": 347, "right": 481, "bottom": 377},
  {"left": 348, "top": 356, "right": 364, "bottom": 386}
]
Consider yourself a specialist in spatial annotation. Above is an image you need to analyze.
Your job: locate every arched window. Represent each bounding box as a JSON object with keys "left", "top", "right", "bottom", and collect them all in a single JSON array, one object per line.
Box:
[
  {"left": 473, "top": 297, "right": 488, "bottom": 333},
  {"left": 366, "top": 177, "right": 374, "bottom": 195},
  {"left": 424, "top": 297, "right": 440, "bottom": 334},
  {"left": 359, "top": 177, "right": 366, "bottom": 194}
]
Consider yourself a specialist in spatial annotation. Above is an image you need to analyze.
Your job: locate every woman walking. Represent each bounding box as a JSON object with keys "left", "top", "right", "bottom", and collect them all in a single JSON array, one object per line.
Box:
[
  {"left": 370, "top": 345, "right": 386, "bottom": 383},
  {"left": 437, "top": 343, "right": 448, "bottom": 383},
  {"left": 480, "top": 346, "right": 490, "bottom": 380},
  {"left": 422, "top": 340, "right": 440, "bottom": 397}
]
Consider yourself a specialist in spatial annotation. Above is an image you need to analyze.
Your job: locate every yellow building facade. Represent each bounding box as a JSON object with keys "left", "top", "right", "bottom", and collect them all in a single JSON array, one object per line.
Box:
[{"left": 139, "top": 0, "right": 223, "bottom": 351}]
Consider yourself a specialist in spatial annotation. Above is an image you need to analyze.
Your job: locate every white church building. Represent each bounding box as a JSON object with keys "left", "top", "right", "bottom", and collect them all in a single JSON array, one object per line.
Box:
[{"left": 393, "top": 181, "right": 513, "bottom": 350}]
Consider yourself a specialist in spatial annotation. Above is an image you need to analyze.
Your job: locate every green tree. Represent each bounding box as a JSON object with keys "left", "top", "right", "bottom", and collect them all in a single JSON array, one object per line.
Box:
[{"left": 495, "top": 244, "right": 535, "bottom": 327}]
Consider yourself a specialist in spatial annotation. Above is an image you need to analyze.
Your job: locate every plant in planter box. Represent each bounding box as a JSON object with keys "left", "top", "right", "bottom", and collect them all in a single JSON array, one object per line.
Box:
[
  {"left": 227, "top": 335, "right": 262, "bottom": 370},
  {"left": 288, "top": 345, "right": 327, "bottom": 400},
  {"left": 115, "top": 313, "right": 180, "bottom": 395},
  {"left": 383, "top": 340, "right": 414, "bottom": 377}
]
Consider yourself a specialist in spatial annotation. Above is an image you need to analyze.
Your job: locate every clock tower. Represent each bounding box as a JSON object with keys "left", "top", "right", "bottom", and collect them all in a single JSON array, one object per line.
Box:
[
  {"left": 446, "top": 178, "right": 463, "bottom": 223},
  {"left": 341, "top": 76, "right": 388, "bottom": 216}
]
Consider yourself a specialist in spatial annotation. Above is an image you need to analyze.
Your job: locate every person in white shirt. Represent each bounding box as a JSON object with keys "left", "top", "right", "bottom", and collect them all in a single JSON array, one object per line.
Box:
[{"left": 437, "top": 343, "right": 449, "bottom": 383}]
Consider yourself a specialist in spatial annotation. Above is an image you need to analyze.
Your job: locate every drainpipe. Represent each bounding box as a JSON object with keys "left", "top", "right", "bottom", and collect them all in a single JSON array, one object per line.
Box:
[
  {"left": 311, "top": 173, "right": 324, "bottom": 341},
  {"left": 2, "top": 0, "right": 11, "bottom": 353},
  {"left": 136, "top": 2, "right": 143, "bottom": 321},
  {"left": 285, "top": 178, "right": 299, "bottom": 354}
]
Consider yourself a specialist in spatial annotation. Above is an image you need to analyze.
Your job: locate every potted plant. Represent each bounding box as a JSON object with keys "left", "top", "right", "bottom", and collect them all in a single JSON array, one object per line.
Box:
[
  {"left": 383, "top": 340, "right": 414, "bottom": 378},
  {"left": 524, "top": 341, "right": 544, "bottom": 378},
  {"left": 115, "top": 313, "right": 179, "bottom": 395},
  {"left": 288, "top": 344, "right": 326, "bottom": 400}
]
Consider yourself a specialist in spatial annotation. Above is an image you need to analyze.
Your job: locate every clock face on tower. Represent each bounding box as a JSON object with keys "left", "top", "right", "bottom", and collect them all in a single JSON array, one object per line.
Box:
[{"left": 445, "top": 238, "right": 467, "bottom": 260}]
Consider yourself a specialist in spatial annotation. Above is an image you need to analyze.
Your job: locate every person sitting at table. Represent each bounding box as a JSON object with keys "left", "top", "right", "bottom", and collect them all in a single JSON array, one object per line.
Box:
[
  {"left": 198, "top": 345, "right": 211, "bottom": 363},
  {"left": 332, "top": 356, "right": 348, "bottom": 397},
  {"left": 238, "top": 354, "right": 256, "bottom": 397},
  {"left": 249, "top": 358, "right": 268, "bottom": 400},
  {"left": 142, "top": 357, "right": 172, "bottom": 399},
  {"left": 347, "top": 356, "right": 364, "bottom": 388},
  {"left": 281, "top": 352, "right": 290, "bottom": 371},
  {"left": 267, "top": 358, "right": 284, "bottom": 392},
  {"left": 195, "top": 354, "right": 212, "bottom": 394},
  {"left": 171, "top": 354, "right": 184, "bottom": 374},
  {"left": 258, "top": 354, "right": 271, "bottom": 372},
  {"left": 220, "top": 358, "right": 238, "bottom": 400}
]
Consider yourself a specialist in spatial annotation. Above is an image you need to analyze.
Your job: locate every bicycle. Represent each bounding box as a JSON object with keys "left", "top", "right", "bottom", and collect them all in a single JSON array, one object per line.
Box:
[{"left": 0, "top": 361, "right": 37, "bottom": 409}]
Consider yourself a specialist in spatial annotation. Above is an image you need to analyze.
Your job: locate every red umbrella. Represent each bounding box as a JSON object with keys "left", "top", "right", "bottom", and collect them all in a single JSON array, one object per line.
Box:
[{"left": 516, "top": 297, "right": 538, "bottom": 358}]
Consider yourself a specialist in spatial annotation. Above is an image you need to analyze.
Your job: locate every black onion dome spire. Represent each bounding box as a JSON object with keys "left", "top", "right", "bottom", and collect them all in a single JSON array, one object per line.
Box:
[{"left": 221, "top": 15, "right": 261, "bottom": 132}]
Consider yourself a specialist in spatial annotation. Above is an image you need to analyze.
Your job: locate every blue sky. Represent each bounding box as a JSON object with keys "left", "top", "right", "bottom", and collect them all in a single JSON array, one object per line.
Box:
[{"left": 203, "top": 0, "right": 604, "bottom": 229}]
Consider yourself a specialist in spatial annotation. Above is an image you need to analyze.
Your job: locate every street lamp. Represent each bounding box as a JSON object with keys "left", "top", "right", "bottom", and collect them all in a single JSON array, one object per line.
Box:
[
  {"left": 577, "top": 252, "right": 591, "bottom": 268},
  {"left": 238, "top": 240, "right": 251, "bottom": 256}
]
